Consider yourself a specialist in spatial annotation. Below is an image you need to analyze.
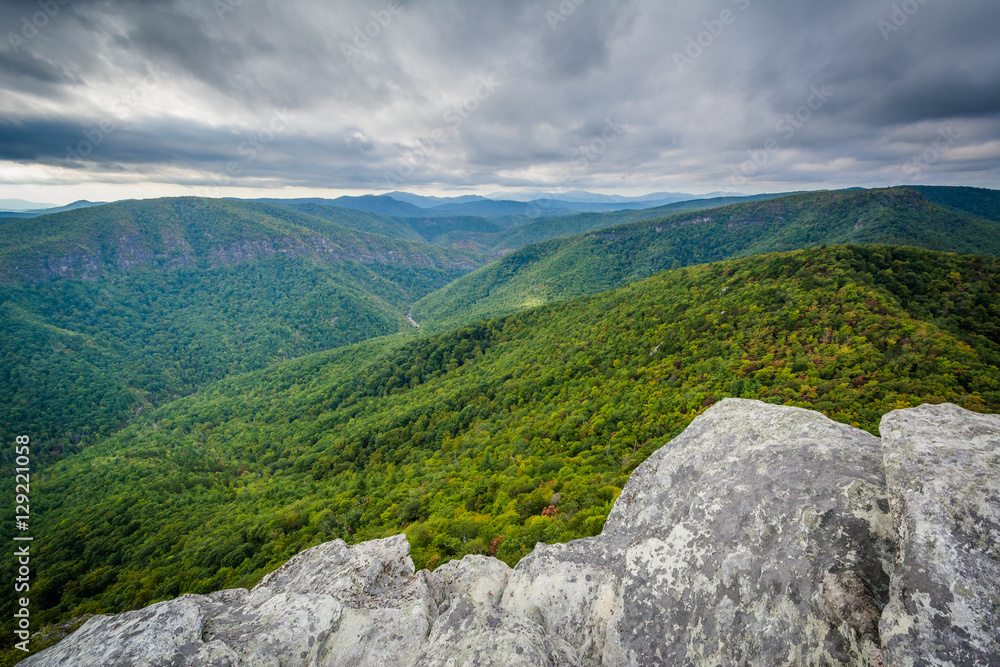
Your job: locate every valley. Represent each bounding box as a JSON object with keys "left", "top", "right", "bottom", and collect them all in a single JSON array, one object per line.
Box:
[
  {"left": 5, "top": 239, "right": 998, "bottom": 642},
  {"left": 6, "top": 4, "right": 998, "bottom": 662},
  {"left": 0, "top": 197, "right": 480, "bottom": 456},
  {"left": 2, "top": 187, "right": 999, "bottom": 664}
]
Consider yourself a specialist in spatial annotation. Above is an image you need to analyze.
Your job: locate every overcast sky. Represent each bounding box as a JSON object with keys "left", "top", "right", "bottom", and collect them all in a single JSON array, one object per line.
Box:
[{"left": 1, "top": 0, "right": 998, "bottom": 204}]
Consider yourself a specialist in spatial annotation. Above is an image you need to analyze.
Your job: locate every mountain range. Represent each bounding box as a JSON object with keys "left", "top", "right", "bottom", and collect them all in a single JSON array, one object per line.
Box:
[
  {"left": 0, "top": 199, "right": 56, "bottom": 212},
  {"left": 0, "top": 197, "right": 480, "bottom": 456},
  {"left": 245, "top": 190, "right": 754, "bottom": 219},
  {"left": 2, "top": 185, "right": 996, "bottom": 458},
  {"left": 1, "top": 184, "right": 999, "bottom": 664},
  {"left": 7, "top": 243, "right": 997, "bottom": 648},
  {"left": 413, "top": 187, "right": 1000, "bottom": 330},
  {"left": 0, "top": 200, "right": 104, "bottom": 220}
]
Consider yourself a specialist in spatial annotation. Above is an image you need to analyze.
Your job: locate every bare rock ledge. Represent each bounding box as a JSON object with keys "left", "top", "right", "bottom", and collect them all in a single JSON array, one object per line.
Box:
[{"left": 22, "top": 399, "right": 1000, "bottom": 666}]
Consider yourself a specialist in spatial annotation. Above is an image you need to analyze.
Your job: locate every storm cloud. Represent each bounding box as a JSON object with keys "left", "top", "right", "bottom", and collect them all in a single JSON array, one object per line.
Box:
[{"left": 1, "top": 0, "right": 998, "bottom": 201}]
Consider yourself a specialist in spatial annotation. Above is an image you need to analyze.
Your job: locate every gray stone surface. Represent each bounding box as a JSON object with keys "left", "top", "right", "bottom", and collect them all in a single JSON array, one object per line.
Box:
[
  {"left": 879, "top": 403, "right": 1000, "bottom": 667},
  {"left": 21, "top": 399, "right": 1000, "bottom": 666},
  {"left": 600, "top": 399, "right": 896, "bottom": 666}
]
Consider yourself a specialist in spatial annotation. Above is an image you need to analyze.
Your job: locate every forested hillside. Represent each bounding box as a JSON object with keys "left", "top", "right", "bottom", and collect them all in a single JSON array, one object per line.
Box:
[
  {"left": 9, "top": 244, "right": 997, "bottom": 642},
  {"left": 264, "top": 201, "right": 426, "bottom": 243},
  {"left": 0, "top": 198, "right": 480, "bottom": 456},
  {"left": 909, "top": 185, "right": 1000, "bottom": 221},
  {"left": 413, "top": 187, "right": 1000, "bottom": 330},
  {"left": 1, "top": 190, "right": 806, "bottom": 457},
  {"left": 262, "top": 193, "right": 790, "bottom": 258},
  {"left": 483, "top": 192, "right": 793, "bottom": 255}
]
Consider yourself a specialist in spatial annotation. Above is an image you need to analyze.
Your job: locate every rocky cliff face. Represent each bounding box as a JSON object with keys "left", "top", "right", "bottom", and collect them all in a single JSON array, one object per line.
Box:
[
  {"left": 3, "top": 231, "right": 473, "bottom": 284},
  {"left": 22, "top": 399, "right": 1000, "bottom": 666}
]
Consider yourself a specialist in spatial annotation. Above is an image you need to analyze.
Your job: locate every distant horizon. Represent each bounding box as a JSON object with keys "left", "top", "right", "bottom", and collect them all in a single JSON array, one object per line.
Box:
[
  {"left": 2, "top": 2, "right": 998, "bottom": 208},
  {"left": 10, "top": 183, "right": 784, "bottom": 210},
  {"left": 7, "top": 181, "right": 1000, "bottom": 211}
]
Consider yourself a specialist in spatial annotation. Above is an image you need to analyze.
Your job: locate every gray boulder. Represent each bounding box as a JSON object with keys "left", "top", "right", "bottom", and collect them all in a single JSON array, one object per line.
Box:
[
  {"left": 879, "top": 403, "right": 1000, "bottom": 666},
  {"left": 597, "top": 399, "right": 896, "bottom": 666},
  {"left": 21, "top": 399, "right": 999, "bottom": 666}
]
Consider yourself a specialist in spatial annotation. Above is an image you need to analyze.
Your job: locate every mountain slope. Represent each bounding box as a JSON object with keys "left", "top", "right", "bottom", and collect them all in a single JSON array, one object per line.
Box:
[
  {"left": 253, "top": 193, "right": 795, "bottom": 258},
  {"left": 10, "top": 245, "right": 998, "bottom": 639},
  {"left": 384, "top": 192, "right": 488, "bottom": 208},
  {"left": 909, "top": 185, "right": 1000, "bottom": 221},
  {"left": 486, "top": 192, "right": 792, "bottom": 256},
  {"left": 322, "top": 194, "right": 428, "bottom": 217},
  {"left": 0, "top": 198, "right": 481, "bottom": 455},
  {"left": 269, "top": 202, "right": 426, "bottom": 243},
  {"left": 414, "top": 187, "right": 1000, "bottom": 330}
]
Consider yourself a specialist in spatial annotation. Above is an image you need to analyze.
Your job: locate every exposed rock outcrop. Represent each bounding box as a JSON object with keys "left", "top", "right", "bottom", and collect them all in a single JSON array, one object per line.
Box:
[
  {"left": 0, "top": 199, "right": 478, "bottom": 284},
  {"left": 22, "top": 400, "right": 1000, "bottom": 666},
  {"left": 879, "top": 404, "right": 1000, "bottom": 666}
]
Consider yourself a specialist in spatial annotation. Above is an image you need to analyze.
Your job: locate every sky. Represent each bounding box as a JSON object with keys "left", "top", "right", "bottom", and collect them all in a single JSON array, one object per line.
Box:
[{"left": 1, "top": 0, "right": 999, "bottom": 205}]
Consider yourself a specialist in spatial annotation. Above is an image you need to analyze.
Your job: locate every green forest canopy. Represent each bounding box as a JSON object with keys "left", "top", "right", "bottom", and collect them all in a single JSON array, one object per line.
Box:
[
  {"left": 5, "top": 244, "right": 996, "bottom": 644},
  {"left": 414, "top": 187, "right": 1000, "bottom": 331},
  {"left": 0, "top": 198, "right": 481, "bottom": 457}
]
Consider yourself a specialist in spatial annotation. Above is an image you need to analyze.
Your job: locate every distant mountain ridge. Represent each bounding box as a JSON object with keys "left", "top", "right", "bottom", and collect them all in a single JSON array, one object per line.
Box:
[
  {"left": 482, "top": 189, "right": 741, "bottom": 205},
  {"left": 249, "top": 192, "right": 796, "bottom": 258},
  {"left": 16, "top": 185, "right": 998, "bottom": 222},
  {"left": 0, "top": 198, "right": 56, "bottom": 211},
  {"left": 413, "top": 186, "right": 1000, "bottom": 330},
  {"left": 0, "top": 197, "right": 482, "bottom": 454},
  {"left": 384, "top": 192, "right": 488, "bottom": 208},
  {"left": 0, "top": 199, "right": 104, "bottom": 215},
  {"left": 246, "top": 190, "right": 764, "bottom": 219}
]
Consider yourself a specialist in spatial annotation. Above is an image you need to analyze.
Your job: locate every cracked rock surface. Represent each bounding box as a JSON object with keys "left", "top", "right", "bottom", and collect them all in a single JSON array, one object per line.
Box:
[
  {"left": 22, "top": 399, "right": 1000, "bottom": 666},
  {"left": 879, "top": 404, "right": 1000, "bottom": 666}
]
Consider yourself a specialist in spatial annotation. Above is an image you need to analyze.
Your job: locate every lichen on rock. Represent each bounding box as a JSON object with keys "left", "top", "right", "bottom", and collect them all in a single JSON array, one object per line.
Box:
[
  {"left": 21, "top": 399, "right": 1000, "bottom": 666},
  {"left": 879, "top": 403, "right": 1000, "bottom": 666}
]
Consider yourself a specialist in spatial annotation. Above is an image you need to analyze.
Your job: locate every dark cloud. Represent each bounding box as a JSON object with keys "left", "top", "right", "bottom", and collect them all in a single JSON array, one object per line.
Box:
[
  {"left": 0, "top": 48, "right": 79, "bottom": 85},
  {"left": 1, "top": 0, "right": 998, "bottom": 198}
]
